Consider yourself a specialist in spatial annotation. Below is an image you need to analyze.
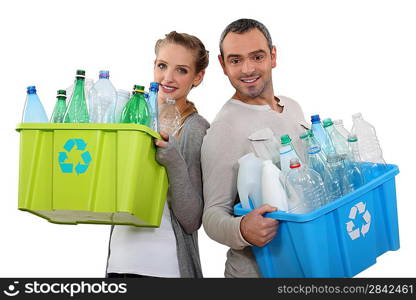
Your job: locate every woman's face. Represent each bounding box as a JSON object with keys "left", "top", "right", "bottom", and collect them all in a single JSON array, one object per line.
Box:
[{"left": 154, "top": 43, "right": 204, "bottom": 103}]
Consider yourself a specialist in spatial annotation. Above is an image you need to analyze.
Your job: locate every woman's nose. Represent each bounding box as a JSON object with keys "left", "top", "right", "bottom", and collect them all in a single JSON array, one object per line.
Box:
[{"left": 163, "top": 69, "right": 175, "bottom": 83}]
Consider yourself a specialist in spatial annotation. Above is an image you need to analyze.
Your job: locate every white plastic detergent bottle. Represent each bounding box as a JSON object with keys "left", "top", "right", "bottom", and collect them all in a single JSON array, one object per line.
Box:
[
  {"left": 237, "top": 153, "right": 263, "bottom": 209},
  {"left": 261, "top": 160, "right": 289, "bottom": 212}
]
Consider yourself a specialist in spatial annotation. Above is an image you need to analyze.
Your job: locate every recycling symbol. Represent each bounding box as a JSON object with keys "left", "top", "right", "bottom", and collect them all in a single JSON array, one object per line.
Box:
[
  {"left": 346, "top": 201, "right": 371, "bottom": 240},
  {"left": 58, "top": 139, "right": 92, "bottom": 175}
]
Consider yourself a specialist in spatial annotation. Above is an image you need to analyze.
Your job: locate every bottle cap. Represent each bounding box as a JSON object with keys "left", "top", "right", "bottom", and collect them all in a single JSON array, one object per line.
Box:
[
  {"left": 27, "top": 86, "right": 37, "bottom": 94},
  {"left": 347, "top": 134, "right": 358, "bottom": 142},
  {"left": 280, "top": 134, "right": 292, "bottom": 145},
  {"left": 76, "top": 69, "right": 86, "bottom": 78},
  {"left": 289, "top": 158, "right": 301, "bottom": 169},
  {"left": 307, "top": 129, "right": 314, "bottom": 137},
  {"left": 352, "top": 112, "right": 363, "bottom": 119},
  {"left": 299, "top": 132, "right": 309, "bottom": 140},
  {"left": 311, "top": 114, "right": 321, "bottom": 123},
  {"left": 333, "top": 119, "right": 343, "bottom": 125},
  {"left": 57, "top": 90, "right": 66, "bottom": 98},
  {"left": 99, "top": 70, "right": 110, "bottom": 79},
  {"left": 323, "top": 118, "right": 333, "bottom": 128},
  {"left": 133, "top": 85, "right": 145, "bottom": 93},
  {"left": 150, "top": 82, "right": 159, "bottom": 91}
]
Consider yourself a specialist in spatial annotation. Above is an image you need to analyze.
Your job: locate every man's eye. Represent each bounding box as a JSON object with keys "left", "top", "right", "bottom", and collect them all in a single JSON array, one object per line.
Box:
[
  {"left": 231, "top": 59, "right": 240, "bottom": 64},
  {"left": 157, "top": 63, "right": 167, "bottom": 70},
  {"left": 253, "top": 55, "right": 264, "bottom": 61}
]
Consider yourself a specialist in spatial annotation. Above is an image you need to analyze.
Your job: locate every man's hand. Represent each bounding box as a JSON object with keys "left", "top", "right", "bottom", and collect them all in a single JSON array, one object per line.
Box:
[{"left": 240, "top": 204, "right": 279, "bottom": 247}]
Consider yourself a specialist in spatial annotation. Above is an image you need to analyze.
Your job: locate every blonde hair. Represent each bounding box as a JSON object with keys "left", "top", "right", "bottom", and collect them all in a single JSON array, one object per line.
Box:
[{"left": 155, "top": 31, "right": 209, "bottom": 74}]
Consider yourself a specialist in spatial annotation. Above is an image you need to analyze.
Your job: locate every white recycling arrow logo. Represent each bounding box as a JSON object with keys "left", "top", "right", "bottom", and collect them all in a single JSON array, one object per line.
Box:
[{"left": 346, "top": 201, "right": 371, "bottom": 240}]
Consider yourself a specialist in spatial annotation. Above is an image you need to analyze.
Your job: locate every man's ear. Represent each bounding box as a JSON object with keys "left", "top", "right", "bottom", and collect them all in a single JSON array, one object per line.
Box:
[
  {"left": 218, "top": 54, "right": 227, "bottom": 75},
  {"left": 271, "top": 46, "right": 277, "bottom": 69}
]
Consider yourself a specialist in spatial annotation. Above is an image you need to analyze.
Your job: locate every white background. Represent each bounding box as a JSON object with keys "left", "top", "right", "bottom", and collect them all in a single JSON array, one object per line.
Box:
[{"left": 0, "top": 0, "right": 415, "bottom": 277}]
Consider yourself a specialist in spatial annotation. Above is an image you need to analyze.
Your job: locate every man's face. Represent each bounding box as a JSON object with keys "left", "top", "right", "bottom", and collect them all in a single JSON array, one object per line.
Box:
[{"left": 219, "top": 28, "right": 276, "bottom": 99}]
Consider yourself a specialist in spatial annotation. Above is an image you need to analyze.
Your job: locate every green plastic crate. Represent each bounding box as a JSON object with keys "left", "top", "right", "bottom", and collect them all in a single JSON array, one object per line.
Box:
[{"left": 16, "top": 123, "right": 168, "bottom": 227}]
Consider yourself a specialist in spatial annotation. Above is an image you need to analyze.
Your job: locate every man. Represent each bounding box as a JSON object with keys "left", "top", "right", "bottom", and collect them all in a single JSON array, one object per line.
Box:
[{"left": 201, "top": 18, "right": 309, "bottom": 277}]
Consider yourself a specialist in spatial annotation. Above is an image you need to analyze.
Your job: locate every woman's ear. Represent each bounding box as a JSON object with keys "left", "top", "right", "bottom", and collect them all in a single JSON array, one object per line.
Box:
[{"left": 192, "top": 70, "right": 205, "bottom": 88}]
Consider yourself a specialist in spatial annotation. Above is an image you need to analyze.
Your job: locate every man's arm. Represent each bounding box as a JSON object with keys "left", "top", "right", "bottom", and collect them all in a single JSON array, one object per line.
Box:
[{"left": 201, "top": 121, "right": 278, "bottom": 249}]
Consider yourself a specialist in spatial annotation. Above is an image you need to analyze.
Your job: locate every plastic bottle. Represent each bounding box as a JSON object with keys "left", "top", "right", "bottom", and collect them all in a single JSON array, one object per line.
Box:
[
  {"left": 261, "top": 160, "right": 289, "bottom": 211},
  {"left": 50, "top": 90, "right": 67, "bottom": 123},
  {"left": 307, "top": 144, "right": 341, "bottom": 203},
  {"left": 279, "top": 134, "right": 303, "bottom": 173},
  {"left": 114, "top": 89, "right": 130, "bottom": 123},
  {"left": 347, "top": 134, "right": 381, "bottom": 182},
  {"left": 147, "top": 82, "right": 159, "bottom": 132},
  {"left": 237, "top": 153, "right": 263, "bottom": 209},
  {"left": 323, "top": 118, "right": 350, "bottom": 158},
  {"left": 66, "top": 78, "right": 94, "bottom": 108},
  {"left": 64, "top": 70, "right": 89, "bottom": 123},
  {"left": 333, "top": 119, "right": 350, "bottom": 139},
  {"left": 120, "top": 85, "right": 150, "bottom": 126},
  {"left": 350, "top": 112, "right": 386, "bottom": 164},
  {"left": 284, "top": 158, "right": 327, "bottom": 214},
  {"left": 310, "top": 114, "right": 336, "bottom": 157},
  {"left": 326, "top": 154, "right": 351, "bottom": 196},
  {"left": 158, "top": 98, "right": 181, "bottom": 135},
  {"left": 22, "top": 86, "right": 48, "bottom": 123},
  {"left": 88, "top": 70, "right": 117, "bottom": 123},
  {"left": 298, "top": 131, "right": 310, "bottom": 165}
]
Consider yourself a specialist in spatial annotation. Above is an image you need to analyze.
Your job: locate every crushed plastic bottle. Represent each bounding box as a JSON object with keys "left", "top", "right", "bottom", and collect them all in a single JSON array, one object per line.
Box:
[{"left": 88, "top": 70, "right": 117, "bottom": 123}]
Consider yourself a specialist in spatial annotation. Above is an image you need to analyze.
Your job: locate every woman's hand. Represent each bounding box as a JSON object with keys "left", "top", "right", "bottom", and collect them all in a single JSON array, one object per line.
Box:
[{"left": 154, "top": 131, "right": 169, "bottom": 148}]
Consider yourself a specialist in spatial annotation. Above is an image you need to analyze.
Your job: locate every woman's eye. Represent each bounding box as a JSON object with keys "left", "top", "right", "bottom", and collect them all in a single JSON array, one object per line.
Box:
[
  {"left": 177, "top": 68, "right": 188, "bottom": 74},
  {"left": 157, "top": 63, "right": 167, "bottom": 70}
]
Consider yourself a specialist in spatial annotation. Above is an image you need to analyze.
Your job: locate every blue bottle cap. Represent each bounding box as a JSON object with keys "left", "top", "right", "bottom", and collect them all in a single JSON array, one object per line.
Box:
[
  {"left": 27, "top": 86, "right": 37, "bottom": 94},
  {"left": 99, "top": 70, "right": 110, "bottom": 79},
  {"left": 150, "top": 82, "right": 159, "bottom": 91},
  {"left": 311, "top": 114, "right": 321, "bottom": 123}
]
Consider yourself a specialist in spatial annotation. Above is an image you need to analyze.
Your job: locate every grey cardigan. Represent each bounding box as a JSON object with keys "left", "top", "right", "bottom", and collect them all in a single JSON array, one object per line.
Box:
[{"left": 106, "top": 112, "right": 209, "bottom": 278}]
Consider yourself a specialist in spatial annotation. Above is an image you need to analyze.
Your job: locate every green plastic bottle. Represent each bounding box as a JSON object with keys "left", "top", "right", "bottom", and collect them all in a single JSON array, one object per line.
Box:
[
  {"left": 120, "top": 85, "right": 150, "bottom": 126},
  {"left": 64, "top": 70, "right": 89, "bottom": 123},
  {"left": 50, "top": 90, "right": 67, "bottom": 123}
]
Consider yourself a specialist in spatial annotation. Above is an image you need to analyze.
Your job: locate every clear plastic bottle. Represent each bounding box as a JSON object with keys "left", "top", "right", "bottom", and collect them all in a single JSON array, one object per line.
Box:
[
  {"left": 326, "top": 154, "right": 351, "bottom": 196},
  {"left": 22, "top": 86, "right": 48, "bottom": 123},
  {"left": 284, "top": 158, "right": 327, "bottom": 214},
  {"left": 351, "top": 112, "right": 386, "bottom": 164},
  {"left": 323, "top": 118, "right": 350, "bottom": 158},
  {"left": 333, "top": 119, "right": 350, "bottom": 139},
  {"left": 64, "top": 70, "right": 89, "bottom": 123},
  {"left": 114, "top": 89, "right": 130, "bottom": 123},
  {"left": 347, "top": 134, "right": 381, "bottom": 182},
  {"left": 147, "top": 82, "right": 159, "bottom": 132},
  {"left": 307, "top": 144, "right": 341, "bottom": 203},
  {"left": 158, "top": 98, "right": 181, "bottom": 136},
  {"left": 311, "top": 114, "right": 336, "bottom": 157},
  {"left": 50, "top": 90, "right": 67, "bottom": 123},
  {"left": 88, "top": 70, "right": 117, "bottom": 123},
  {"left": 261, "top": 160, "right": 289, "bottom": 211},
  {"left": 298, "top": 131, "right": 310, "bottom": 165},
  {"left": 279, "top": 134, "right": 303, "bottom": 173}
]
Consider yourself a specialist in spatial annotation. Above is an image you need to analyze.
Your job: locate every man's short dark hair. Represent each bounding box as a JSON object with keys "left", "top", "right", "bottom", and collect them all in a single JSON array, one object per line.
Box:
[{"left": 219, "top": 18, "right": 273, "bottom": 58}]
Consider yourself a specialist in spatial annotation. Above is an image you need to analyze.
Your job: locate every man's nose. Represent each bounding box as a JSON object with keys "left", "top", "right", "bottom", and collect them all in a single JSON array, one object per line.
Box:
[{"left": 241, "top": 60, "right": 255, "bottom": 74}]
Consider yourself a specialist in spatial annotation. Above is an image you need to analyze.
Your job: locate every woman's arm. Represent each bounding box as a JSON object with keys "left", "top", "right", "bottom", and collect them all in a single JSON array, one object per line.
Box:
[{"left": 155, "top": 116, "right": 209, "bottom": 234}]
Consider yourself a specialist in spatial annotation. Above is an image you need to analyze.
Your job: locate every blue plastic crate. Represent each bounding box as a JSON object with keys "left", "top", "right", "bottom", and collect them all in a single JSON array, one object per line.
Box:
[{"left": 234, "top": 164, "right": 400, "bottom": 278}]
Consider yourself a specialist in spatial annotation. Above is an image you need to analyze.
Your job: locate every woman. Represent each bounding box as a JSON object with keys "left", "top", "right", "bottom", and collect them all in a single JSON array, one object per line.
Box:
[{"left": 106, "top": 31, "right": 210, "bottom": 278}]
